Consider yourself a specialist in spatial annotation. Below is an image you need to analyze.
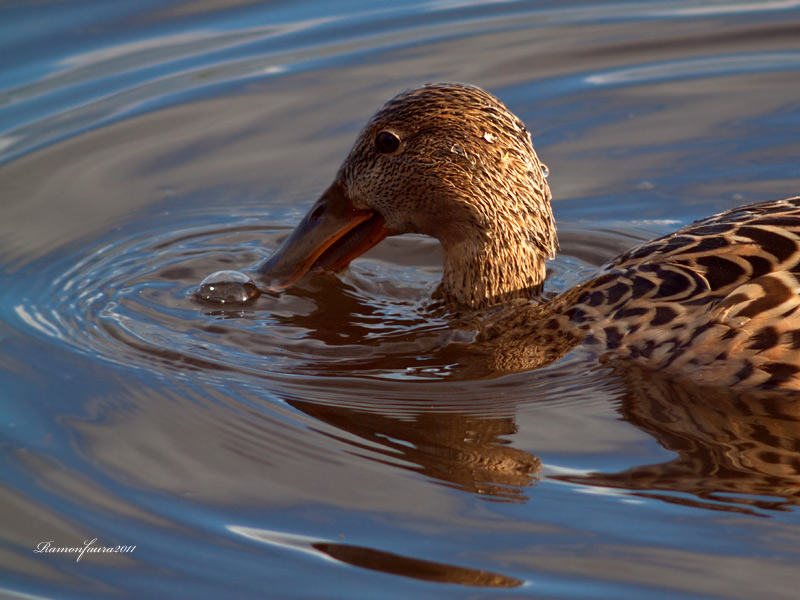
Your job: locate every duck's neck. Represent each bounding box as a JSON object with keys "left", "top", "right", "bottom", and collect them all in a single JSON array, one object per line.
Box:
[{"left": 439, "top": 223, "right": 557, "bottom": 310}]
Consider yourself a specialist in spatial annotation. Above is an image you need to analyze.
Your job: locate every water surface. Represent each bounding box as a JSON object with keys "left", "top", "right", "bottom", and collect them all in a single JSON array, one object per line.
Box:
[{"left": 2, "top": 1, "right": 800, "bottom": 598}]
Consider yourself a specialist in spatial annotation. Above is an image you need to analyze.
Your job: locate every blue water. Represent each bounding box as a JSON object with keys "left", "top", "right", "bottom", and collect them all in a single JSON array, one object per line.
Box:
[{"left": 2, "top": 1, "right": 800, "bottom": 598}]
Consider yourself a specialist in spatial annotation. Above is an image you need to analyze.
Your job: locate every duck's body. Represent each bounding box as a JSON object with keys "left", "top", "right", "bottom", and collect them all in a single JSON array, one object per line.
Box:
[
  {"left": 255, "top": 83, "right": 800, "bottom": 391},
  {"left": 480, "top": 197, "right": 800, "bottom": 390}
]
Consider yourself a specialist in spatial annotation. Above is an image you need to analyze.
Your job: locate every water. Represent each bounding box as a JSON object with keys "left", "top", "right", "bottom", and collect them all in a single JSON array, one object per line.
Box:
[{"left": 2, "top": 1, "right": 800, "bottom": 598}]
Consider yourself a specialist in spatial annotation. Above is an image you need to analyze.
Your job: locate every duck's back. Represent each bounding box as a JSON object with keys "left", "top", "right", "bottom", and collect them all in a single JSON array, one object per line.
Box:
[{"left": 571, "top": 196, "right": 800, "bottom": 390}]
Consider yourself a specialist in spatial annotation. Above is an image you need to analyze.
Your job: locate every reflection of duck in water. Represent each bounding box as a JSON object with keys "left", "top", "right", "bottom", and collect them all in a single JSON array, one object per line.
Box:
[
  {"left": 257, "top": 82, "right": 800, "bottom": 391},
  {"left": 559, "top": 366, "right": 800, "bottom": 515},
  {"left": 179, "top": 311, "right": 800, "bottom": 512},
  {"left": 283, "top": 371, "right": 800, "bottom": 514},
  {"left": 288, "top": 397, "right": 541, "bottom": 502}
]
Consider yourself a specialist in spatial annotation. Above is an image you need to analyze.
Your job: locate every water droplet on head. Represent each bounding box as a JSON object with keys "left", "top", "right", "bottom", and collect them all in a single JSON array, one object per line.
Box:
[
  {"left": 196, "top": 270, "right": 260, "bottom": 304},
  {"left": 483, "top": 131, "right": 498, "bottom": 143},
  {"left": 450, "top": 143, "right": 466, "bottom": 156},
  {"left": 540, "top": 163, "right": 549, "bottom": 178}
]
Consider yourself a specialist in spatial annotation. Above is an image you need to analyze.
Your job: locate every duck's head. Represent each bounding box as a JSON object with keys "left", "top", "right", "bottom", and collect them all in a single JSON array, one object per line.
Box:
[{"left": 256, "top": 83, "right": 556, "bottom": 309}]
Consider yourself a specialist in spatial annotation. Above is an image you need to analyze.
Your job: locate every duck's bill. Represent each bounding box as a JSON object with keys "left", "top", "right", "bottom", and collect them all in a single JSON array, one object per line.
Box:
[{"left": 255, "top": 182, "right": 389, "bottom": 290}]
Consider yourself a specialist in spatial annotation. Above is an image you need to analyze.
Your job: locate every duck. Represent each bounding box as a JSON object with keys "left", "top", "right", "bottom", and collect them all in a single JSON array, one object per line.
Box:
[{"left": 255, "top": 82, "right": 800, "bottom": 391}]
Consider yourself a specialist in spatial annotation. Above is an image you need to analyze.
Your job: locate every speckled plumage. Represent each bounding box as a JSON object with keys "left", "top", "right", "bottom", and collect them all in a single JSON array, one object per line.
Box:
[
  {"left": 481, "top": 197, "right": 800, "bottom": 390},
  {"left": 338, "top": 83, "right": 556, "bottom": 308},
  {"left": 265, "top": 82, "right": 800, "bottom": 391}
]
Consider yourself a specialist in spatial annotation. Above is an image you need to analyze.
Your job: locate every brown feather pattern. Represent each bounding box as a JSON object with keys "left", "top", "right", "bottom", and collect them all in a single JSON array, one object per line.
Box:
[{"left": 481, "top": 197, "right": 800, "bottom": 390}]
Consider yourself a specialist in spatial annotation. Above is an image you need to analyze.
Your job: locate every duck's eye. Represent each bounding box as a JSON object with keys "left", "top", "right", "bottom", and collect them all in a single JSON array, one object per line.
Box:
[{"left": 375, "top": 130, "right": 401, "bottom": 154}]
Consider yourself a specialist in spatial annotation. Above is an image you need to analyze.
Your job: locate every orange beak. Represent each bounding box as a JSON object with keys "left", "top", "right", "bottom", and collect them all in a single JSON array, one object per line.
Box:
[{"left": 255, "top": 182, "right": 389, "bottom": 289}]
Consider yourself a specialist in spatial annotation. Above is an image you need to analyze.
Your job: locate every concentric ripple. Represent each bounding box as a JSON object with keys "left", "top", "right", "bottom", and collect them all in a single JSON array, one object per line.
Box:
[
  {"left": 6, "top": 211, "right": 443, "bottom": 374},
  {"left": 1, "top": 204, "right": 658, "bottom": 413}
]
